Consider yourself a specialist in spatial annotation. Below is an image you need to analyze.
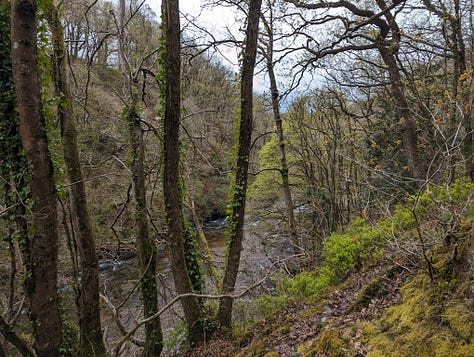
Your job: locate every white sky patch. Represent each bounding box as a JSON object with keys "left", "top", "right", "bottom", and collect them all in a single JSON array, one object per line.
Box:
[
  {"left": 146, "top": 0, "right": 270, "bottom": 93},
  {"left": 146, "top": 0, "right": 241, "bottom": 64}
]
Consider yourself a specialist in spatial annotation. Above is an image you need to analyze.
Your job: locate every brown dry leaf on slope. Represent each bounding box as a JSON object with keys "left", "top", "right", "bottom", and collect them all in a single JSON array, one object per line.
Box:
[{"left": 185, "top": 254, "right": 409, "bottom": 357}]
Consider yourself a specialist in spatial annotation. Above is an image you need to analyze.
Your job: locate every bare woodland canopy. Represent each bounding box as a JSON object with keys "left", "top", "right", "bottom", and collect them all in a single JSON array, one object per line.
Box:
[{"left": 0, "top": 0, "right": 473, "bottom": 356}]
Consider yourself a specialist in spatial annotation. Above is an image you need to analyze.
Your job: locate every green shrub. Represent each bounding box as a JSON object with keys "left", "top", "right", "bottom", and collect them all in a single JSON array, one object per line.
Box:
[{"left": 258, "top": 181, "right": 474, "bottom": 316}]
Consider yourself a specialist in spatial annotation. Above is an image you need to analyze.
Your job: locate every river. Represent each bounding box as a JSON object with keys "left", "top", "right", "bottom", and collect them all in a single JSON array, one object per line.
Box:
[
  {"left": 2, "top": 217, "right": 295, "bottom": 356},
  {"left": 98, "top": 217, "right": 295, "bottom": 355}
]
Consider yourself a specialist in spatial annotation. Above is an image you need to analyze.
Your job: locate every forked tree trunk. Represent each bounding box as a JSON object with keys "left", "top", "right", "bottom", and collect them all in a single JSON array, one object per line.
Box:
[
  {"left": 10, "top": 0, "right": 62, "bottom": 355},
  {"left": 44, "top": 2, "right": 106, "bottom": 355},
  {"left": 216, "top": 0, "right": 263, "bottom": 329},
  {"left": 162, "top": 0, "right": 205, "bottom": 344}
]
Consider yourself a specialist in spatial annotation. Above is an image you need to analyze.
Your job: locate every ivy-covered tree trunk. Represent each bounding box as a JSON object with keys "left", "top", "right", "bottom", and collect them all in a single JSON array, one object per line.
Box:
[
  {"left": 161, "top": 0, "right": 205, "bottom": 344},
  {"left": 113, "top": 0, "right": 164, "bottom": 353},
  {"left": 0, "top": 2, "right": 31, "bottom": 355},
  {"left": 44, "top": 2, "right": 106, "bottom": 356},
  {"left": 10, "top": 0, "right": 62, "bottom": 355},
  {"left": 0, "top": 0, "right": 29, "bottom": 318},
  {"left": 216, "top": 0, "right": 263, "bottom": 329},
  {"left": 125, "top": 99, "right": 163, "bottom": 356}
]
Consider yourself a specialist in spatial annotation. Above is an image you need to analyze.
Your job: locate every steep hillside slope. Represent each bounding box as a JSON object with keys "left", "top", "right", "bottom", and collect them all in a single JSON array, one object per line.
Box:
[{"left": 187, "top": 181, "right": 474, "bottom": 357}]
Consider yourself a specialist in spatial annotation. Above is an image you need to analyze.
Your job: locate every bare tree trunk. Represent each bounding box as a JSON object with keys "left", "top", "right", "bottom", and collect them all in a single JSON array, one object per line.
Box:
[
  {"left": 162, "top": 0, "right": 205, "bottom": 344},
  {"left": 375, "top": 0, "right": 425, "bottom": 184},
  {"left": 125, "top": 100, "right": 163, "bottom": 356},
  {"left": 10, "top": 0, "right": 62, "bottom": 355},
  {"left": 260, "top": 7, "right": 300, "bottom": 260},
  {"left": 216, "top": 0, "right": 263, "bottom": 329},
  {"left": 378, "top": 47, "right": 425, "bottom": 184},
  {"left": 44, "top": 2, "right": 106, "bottom": 355}
]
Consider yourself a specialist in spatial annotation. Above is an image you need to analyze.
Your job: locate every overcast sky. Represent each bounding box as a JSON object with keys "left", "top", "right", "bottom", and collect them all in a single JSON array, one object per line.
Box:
[
  {"left": 145, "top": 0, "right": 268, "bottom": 92},
  {"left": 147, "top": 1, "right": 247, "bottom": 70}
]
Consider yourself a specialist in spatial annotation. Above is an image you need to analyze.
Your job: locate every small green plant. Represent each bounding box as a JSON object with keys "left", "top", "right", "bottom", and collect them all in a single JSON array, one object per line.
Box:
[{"left": 164, "top": 321, "right": 188, "bottom": 354}]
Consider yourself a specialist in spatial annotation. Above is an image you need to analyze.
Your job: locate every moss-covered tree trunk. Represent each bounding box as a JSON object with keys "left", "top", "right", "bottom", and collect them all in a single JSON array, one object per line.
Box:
[
  {"left": 44, "top": 2, "right": 106, "bottom": 355},
  {"left": 10, "top": 0, "right": 62, "bottom": 354},
  {"left": 216, "top": 0, "right": 263, "bottom": 329},
  {"left": 125, "top": 100, "right": 163, "bottom": 356},
  {"left": 162, "top": 0, "right": 205, "bottom": 344}
]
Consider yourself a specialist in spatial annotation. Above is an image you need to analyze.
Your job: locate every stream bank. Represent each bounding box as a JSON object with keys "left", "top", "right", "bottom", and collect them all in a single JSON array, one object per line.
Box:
[{"left": 97, "top": 216, "right": 295, "bottom": 355}]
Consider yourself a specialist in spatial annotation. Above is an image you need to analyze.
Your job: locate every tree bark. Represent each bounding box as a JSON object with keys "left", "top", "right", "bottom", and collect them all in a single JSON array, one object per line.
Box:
[
  {"left": 378, "top": 45, "right": 425, "bottom": 184},
  {"left": 0, "top": 315, "right": 36, "bottom": 357},
  {"left": 376, "top": 0, "right": 425, "bottom": 184},
  {"left": 10, "top": 0, "right": 62, "bottom": 355},
  {"left": 125, "top": 100, "right": 163, "bottom": 356},
  {"left": 261, "top": 7, "right": 300, "bottom": 260},
  {"left": 162, "top": 0, "right": 205, "bottom": 344},
  {"left": 0, "top": 0, "right": 29, "bottom": 326},
  {"left": 216, "top": 0, "right": 263, "bottom": 329},
  {"left": 44, "top": 2, "right": 106, "bottom": 356}
]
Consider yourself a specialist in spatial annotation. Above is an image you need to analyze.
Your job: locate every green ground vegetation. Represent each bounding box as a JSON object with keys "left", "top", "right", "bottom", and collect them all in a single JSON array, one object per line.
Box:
[{"left": 249, "top": 180, "right": 474, "bottom": 356}]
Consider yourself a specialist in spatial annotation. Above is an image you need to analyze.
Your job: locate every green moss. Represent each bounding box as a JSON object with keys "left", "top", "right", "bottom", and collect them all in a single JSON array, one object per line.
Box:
[
  {"left": 256, "top": 292, "right": 290, "bottom": 317},
  {"left": 253, "top": 181, "right": 474, "bottom": 357},
  {"left": 263, "top": 352, "right": 279, "bottom": 357},
  {"left": 298, "top": 329, "right": 352, "bottom": 357},
  {"left": 350, "top": 274, "right": 386, "bottom": 312},
  {"left": 236, "top": 339, "right": 265, "bottom": 357},
  {"left": 366, "top": 272, "right": 474, "bottom": 357},
  {"left": 444, "top": 304, "right": 474, "bottom": 341}
]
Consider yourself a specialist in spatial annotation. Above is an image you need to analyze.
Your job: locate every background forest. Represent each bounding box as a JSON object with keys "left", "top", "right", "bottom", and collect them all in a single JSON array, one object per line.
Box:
[{"left": 1, "top": 0, "right": 474, "bottom": 356}]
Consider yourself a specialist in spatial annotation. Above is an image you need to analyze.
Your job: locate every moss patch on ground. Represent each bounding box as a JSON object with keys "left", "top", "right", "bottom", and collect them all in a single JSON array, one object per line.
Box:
[{"left": 365, "top": 243, "right": 474, "bottom": 357}]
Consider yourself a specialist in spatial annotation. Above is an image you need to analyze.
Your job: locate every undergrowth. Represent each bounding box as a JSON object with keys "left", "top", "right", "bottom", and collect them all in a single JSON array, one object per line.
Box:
[
  {"left": 364, "top": 215, "right": 474, "bottom": 357},
  {"left": 257, "top": 180, "right": 474, "bottom": 317}
]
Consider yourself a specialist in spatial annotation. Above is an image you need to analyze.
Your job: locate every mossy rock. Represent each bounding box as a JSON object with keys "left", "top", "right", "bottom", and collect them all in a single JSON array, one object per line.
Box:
[
  {"left": 350, "top": 274, "right": 387, "bottom": 312},
  {"left": 298, "top": 329, "right": 352, "bottom": 357}
]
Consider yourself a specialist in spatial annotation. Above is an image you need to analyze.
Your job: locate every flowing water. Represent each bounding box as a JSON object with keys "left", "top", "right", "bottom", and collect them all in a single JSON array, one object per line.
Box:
[
  {"left": 2, "top": 217, "right": 294, "bottom": 356},
  {"left": 98, "top": 217, "right": 295, "bottom": 355}
]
